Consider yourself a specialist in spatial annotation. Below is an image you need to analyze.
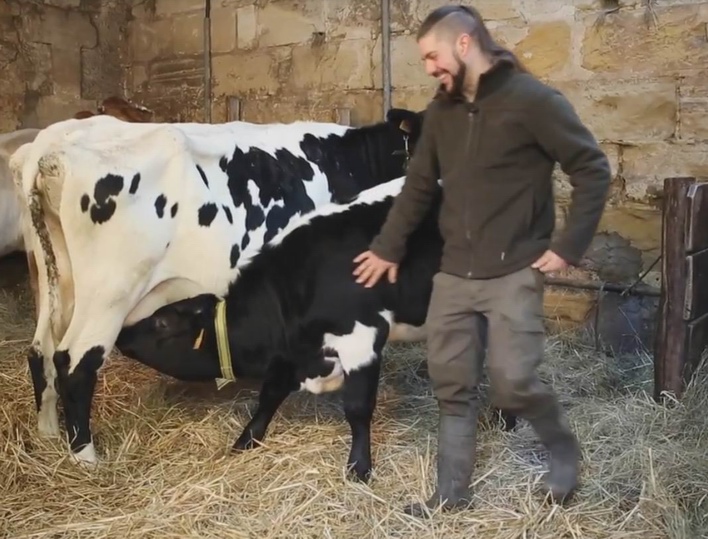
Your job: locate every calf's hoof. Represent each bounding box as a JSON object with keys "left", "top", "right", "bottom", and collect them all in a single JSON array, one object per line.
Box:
[
  {"left": 402, "top": 496, "right": 472, "bottom": 519},
  {"left": 346, "top": 460, "right": 372, "bottom": 483},
  {"left": 232, "top": 432, "right": 264, "bottom": 452}
]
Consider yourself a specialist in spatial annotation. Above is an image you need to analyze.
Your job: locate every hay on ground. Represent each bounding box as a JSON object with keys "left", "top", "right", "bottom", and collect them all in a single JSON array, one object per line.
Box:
[{"left": 1, "top": 276, "right": 707, "bottom": 539}]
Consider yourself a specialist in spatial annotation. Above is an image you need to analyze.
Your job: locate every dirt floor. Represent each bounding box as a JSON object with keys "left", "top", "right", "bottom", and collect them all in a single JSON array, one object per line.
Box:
[{"left": 1, "top": 254, "right": 706, "bottom": 539}]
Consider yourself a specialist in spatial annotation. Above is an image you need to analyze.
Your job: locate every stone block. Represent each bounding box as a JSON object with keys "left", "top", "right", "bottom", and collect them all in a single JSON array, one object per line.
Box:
[
  {"left": 325, "top": 1, "right": 378, "bottom": 40},
  {"left": 679, "top": 75, "right": 708, "bottom": 142},
  {"left": 257, "top": 0, "right": 325, "bottom": 48},
  {"left": 24, "top": 42, "right": 53, "bottom": 96},
  {"left": 155, "top": 0, "right": 204, "bottom": 17},
  {"left": 51, "top": 46, "right": 82, "bottom": 94},
  {"left": 150, "top": 57, "right": 205, "bottom": 89},
  {"left": 172, "top": 12, "right": 204, "bottom": 55},
  {"left": 415, "top": 0, "right": 518, "bottom": 22},
  {"left": 44, "top": 0, "right": 82, "bottom": 8},
  {"left": 554, "top": 142, "right": 620, "bottom": 199},
  {"left": 390, "top": 0, "right": 416, "bottom": 33},
  {"left": 374, "top": 33, "right": 433, "bottom": 89},
  {"left": 21, "top": 7, "right": 97, "bottom": 49},
  {"left": 80, "top": 47, "right": 122, "bottom": 101},
  {"left": 513, "top": 21, "right": 572, "bottom": 78},
  {"left": 622, "top": 142, "right": 708, "bottom": 201},
  {"left": 596, "top": 203, "right": 662, "bottom": 270},
  {"left": 513, "top": 0, "right": 576, "bottom": 21},
  {"left": 290, "top": 38, "right": 374, "bottom": 91},
  {"left": 392, "top": 87, "right": 438, "bottom": 113},
  {"left": 236, "top": 5, "right": 257, "bottom": 49},
  {"left": 552, "top": 78, "right": 677, "bottom": 143},
  {"left": 130, "top": 18, "right": 173, "bottom": 62},
  {"left": 240, "top": 89, "right": 382, "bottom": 125},
  {"left": 212, "top": 49, "right": 288, "bottom": 96},
  {"left": 581, "top": 4, "right": 708, "bottom": 75},
  {"left": 210, "top": 7, "right": 236, "bottom": 53}
]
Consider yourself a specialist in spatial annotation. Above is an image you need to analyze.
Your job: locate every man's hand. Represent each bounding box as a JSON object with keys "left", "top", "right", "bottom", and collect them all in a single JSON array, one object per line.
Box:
[
  {"left": 531, "top": 250, "right": 568, "bottom": 273},
  {"left": 353, "top": 250, "right": 398, "bottom": 288}
]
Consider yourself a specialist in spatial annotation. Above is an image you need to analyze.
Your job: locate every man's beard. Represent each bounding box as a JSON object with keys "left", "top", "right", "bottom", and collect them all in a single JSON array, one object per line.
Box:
[{"left": 435, "top": 56, "right": 468, "bottom": 99}]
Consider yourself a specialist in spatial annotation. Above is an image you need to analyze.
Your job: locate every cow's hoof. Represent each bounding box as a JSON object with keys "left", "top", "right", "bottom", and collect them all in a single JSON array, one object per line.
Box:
[{"left": 70, "top": 443, "right": 98, "bottom": 468}]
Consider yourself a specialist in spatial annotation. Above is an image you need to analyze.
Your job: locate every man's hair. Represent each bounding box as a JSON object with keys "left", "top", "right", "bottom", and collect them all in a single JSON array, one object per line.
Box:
[{"left": 417, "top": 5, "right": 528, "bottom": 72}]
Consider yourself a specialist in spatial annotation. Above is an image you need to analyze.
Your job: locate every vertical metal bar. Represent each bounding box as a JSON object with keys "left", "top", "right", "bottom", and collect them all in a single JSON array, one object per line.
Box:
[
  {"left": 381, "top": 0, "right": 391, "bottom": 118},
  {"left": 203, "top": 0, "right": 212, "bottom": 123}
]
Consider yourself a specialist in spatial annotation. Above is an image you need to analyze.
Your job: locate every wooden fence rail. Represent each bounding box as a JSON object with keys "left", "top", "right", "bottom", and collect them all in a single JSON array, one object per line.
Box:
[{"left": 654, "top": 176, "right": 708, "bottom": 401}]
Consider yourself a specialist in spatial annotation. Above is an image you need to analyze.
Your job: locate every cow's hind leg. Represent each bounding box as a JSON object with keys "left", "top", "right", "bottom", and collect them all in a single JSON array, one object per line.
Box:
[
  {"left": 232, "top": 357, "right": 298, "bottom": 451},
  {"left": 53, "top": 288, "right": 141, "bottom": 466},
  {"left": 327, "top": 312, "right": 390, "bottom": 483},
  {"left": 28, "top": 285, "right": 60, "bottom": 437}
]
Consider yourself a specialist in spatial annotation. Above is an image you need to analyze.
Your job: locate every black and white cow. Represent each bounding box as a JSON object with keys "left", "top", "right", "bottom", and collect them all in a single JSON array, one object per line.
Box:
[
  {"left": 115, "top": 178, "right": 517, "bottom": 482},
  {"left": 11, "top": 108, "right": 425, "bottom": 465}
]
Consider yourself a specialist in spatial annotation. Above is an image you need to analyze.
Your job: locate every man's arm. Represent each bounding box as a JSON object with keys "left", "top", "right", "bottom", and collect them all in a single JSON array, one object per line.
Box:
[
  {"left": 369, "top": 104, "right": 441, "bottom": 263},
  {"left": 529, "top": 90, "right": 612, "bottom": 265}
]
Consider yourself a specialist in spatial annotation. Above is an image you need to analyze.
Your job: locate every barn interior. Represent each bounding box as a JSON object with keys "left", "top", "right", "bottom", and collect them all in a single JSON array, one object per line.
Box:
[{"left": 1, "top": 1, "right": 707, "bottom": 537}]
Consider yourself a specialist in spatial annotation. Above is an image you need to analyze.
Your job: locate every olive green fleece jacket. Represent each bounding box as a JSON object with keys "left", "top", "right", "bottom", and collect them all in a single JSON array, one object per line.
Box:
[{"left": 369, "top": 58, "right": 612, "bottom": 279}]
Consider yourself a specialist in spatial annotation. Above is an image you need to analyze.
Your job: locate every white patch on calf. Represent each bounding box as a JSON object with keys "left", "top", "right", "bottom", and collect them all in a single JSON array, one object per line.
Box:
[
  {"left": 301, "top": 356, "right": 345, "bottom": 394},
  {"left": 321, "top": 310, "right": 393, "bottom": 376}
]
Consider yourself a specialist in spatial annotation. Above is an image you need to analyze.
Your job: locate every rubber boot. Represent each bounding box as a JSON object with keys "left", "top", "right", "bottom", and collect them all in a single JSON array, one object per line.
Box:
[
  {"left": 403, "top": 404, "right": 478, "bottom": 518},
  {"left": 527, "top": 402, "right": 581, "bottom": 504}
]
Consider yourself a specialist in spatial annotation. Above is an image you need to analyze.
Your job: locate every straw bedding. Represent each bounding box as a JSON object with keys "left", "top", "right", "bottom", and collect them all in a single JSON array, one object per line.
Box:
[{"left": 1, "top": 269, "right": 707, "bottom": 539}]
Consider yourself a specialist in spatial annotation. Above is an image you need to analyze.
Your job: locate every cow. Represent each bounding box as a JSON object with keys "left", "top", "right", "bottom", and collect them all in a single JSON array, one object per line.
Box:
[
  {"left": 1, "top": 128, "right": 41, "bottom": 258},
  {"left": 11, "top": 107, "right": 426, "bottom": 465},
  {"left": 72, "top": 96, "right": 154, "bottom": 123},
  {"left": 115, "top": 177, "right": 518, "bottom": 482}
]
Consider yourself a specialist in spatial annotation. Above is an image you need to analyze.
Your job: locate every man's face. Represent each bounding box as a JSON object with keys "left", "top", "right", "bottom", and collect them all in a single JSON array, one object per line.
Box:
[{"left": 418, "top": 32, "right": 467, "bottom": 97}]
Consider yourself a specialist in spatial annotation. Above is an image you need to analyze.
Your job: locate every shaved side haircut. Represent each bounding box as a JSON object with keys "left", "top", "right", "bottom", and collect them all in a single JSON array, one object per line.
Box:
[{"left": 417, "top": 5, "right": 528, "bottom": 72}]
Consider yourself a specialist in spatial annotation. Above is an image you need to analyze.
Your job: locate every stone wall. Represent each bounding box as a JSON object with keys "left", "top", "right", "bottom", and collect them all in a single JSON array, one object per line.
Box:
[{"left": 0, "top": 0, "right": 131, "bottom": 132}]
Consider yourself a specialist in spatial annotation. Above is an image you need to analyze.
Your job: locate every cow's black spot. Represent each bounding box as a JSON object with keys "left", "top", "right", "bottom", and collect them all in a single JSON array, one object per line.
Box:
[
  {"left": 198, "top": 203, "right": 218, "bottom": 227},
  {"left": 155, "top": 195, "right": 167, "bottom": 218},
  {"left": 87, "top": 173, "right": 124, "bottom": 224},
  {"left": 80, "top": 194, "right": 90, "bottom": 213},
  {"left": 196, "top": 164, "right": 209, "bottom": 188},
  {"left": 230, "top": 244, "right": 240, "bottom": 269},
  {"left": 129, "top": 173, "right": 141, "bottom": 194},
  {"left": 171, "top": 203, "right": 179, "bottom": 218},
  {"left": 222, "top": 205, "right": 233, "bottom": 224},
  {"left": 219, "top": 147, "right": 317, "bottom": 247},
  {"left": 241, "top": 234, "right": 250, "bottom": 251}
]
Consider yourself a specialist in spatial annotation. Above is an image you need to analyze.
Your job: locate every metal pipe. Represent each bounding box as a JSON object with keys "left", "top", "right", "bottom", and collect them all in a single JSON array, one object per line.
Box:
[
  {"left": 203, "top": 0, "right": 212, "bottom": 123},
  {"left": 544, "top": 276, "right": 661, "bottom": 297},
  {"left": 381, "top": 0, "right": 391, "bottom": 118}
]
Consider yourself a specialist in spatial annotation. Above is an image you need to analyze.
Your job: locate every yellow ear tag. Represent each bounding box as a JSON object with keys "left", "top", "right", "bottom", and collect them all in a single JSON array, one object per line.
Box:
[{"left": 193, "top": 328, "right": 205, "bottom": 349}]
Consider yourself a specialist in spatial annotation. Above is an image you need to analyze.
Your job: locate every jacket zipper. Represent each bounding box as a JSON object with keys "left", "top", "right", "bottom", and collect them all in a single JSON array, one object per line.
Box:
[{"left": 464, "top": 107, "right": 478, "bottom": 278}]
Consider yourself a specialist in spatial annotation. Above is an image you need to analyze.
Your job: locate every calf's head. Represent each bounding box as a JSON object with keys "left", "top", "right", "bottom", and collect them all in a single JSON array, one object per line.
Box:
[{"left": 116, "top": 294, "right": 221, "bottom": 361}]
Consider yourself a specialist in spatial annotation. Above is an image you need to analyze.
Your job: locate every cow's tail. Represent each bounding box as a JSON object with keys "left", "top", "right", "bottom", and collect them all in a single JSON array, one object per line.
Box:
[{"left": 24, "top": 150, "right": 73, "bottom": 344}]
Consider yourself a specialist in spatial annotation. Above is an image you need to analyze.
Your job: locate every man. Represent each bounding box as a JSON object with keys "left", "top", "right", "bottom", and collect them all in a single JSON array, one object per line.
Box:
[{"left": 352, "top": 5, "right": 611, "bottom": 518}]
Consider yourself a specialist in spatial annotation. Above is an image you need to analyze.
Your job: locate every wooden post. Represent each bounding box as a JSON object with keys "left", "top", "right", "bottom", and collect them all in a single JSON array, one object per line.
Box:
[
  {"left": 227, "top": 97, "right": 241, "bottom": 122},
  {"left": 654, "top": 177, "right": 708, "bottom": 401}
]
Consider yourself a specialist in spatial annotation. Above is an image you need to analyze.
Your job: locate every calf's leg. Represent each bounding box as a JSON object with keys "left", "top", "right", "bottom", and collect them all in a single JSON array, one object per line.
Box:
[
  {"left": 341, "top": 353, "right": 382, "bottom": 483},
  {"left": 232, "top": 358, "right": 298, "bottom": 451},
  {"left": 327, "top": 313, "right": 389, "bottom": 483}
]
